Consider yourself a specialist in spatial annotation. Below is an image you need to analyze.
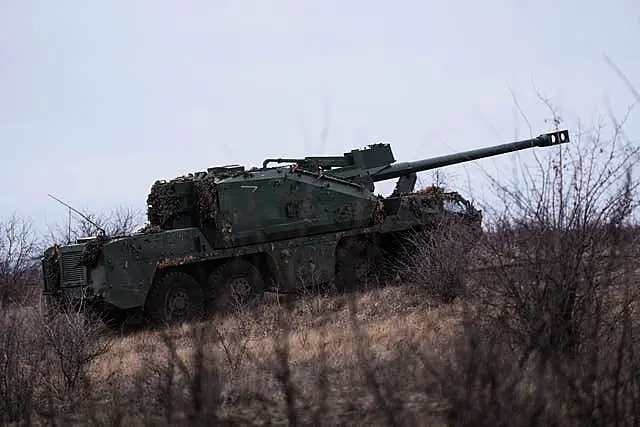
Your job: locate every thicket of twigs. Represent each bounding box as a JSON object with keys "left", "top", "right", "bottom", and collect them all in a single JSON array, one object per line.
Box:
[
  {"left": 414, "top": 109, "right": 640, "bottom": 426},
  {"left": 2, "top": 94, "right": 640, "bottom": 425}
]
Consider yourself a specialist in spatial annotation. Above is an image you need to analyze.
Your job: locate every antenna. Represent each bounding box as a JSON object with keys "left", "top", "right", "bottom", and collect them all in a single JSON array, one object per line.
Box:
[{"left": 47, "top": 194, "right": 107, "bottom": 236}]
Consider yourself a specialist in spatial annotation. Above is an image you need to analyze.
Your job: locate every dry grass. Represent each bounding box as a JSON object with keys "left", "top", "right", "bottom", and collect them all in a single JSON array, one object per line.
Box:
[
  {"left": 5, "top": 252, "right": 639, "bottom": 426},
  {"left": 3, "top": 224, "right": 640, "bottom": 426},
  {"left": 4, "top": 82, "right": 640, "bottom": 425},
  {"left": 0, "top": 283, "right": 471, "bottom": 426},
  {"left": 85, "top": 286, "right": 463, "bottom": 426}
]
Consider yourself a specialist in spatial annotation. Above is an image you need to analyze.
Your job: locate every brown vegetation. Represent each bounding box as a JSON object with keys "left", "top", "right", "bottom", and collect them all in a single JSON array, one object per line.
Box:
[
  {"left": 0, "top": 214, "right": 40, "bottom": 306},
  {"left": 1, "top": 287, "right": 461, "bottom": 425},
  {"left": 2, "top": 89, "right": 640, "bottom": 425}
]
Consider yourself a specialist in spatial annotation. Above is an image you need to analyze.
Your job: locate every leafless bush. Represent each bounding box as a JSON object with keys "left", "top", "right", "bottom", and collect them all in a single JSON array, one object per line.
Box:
[
  {"left": 0, "top": 306, "right": 46, "bottom": 424},
  {"left": 431, "top": 284, "right": 640, "bottom": 426},
  {"left": 431, "top": 89, "right": 640, "bottom": 425},
  {"left": 0, "top": 213, "right": 40, "bottom": 306},
  {"left": 43, "top": 306, "right": 113, "bottom": 395},
  {"left": 428, "top": 319, "right": 554, "bottom": 427},
  {"left": 476, "top": 108, "right": 640, "bottom": 358},
  {"left": 273, "top": 305, "right": 300, "bottom": 426},
  {"left": 135, "top": 324, "right": 222, "bottom": 426},
  {"left": 347, "top": 295, "right": 403, "bottom": 426},
  {"left": 0, "top": 300, "right": 117, "bottom": 424},
  {"left": 397, "top": 213, "right": 478, "bottom": 302},
  {"left": 44, "top": 205, "right": 144, "bottom": 245},
  {"left": 213, "top": 310, "right": 256, "bottom": 376}
]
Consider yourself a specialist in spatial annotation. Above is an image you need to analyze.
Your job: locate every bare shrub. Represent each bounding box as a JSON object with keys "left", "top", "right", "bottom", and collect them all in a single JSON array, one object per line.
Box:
[
  {"left": 43, "top": 306, "right": 113, "bottom": 395},
  {"left": 554, "top": 292, "right": 640, "bottom": 425},
  {"left": 136, "top": 324, "right": 222, "bottom": 426},
  {"left": 44, "top": 205, "right": 144, "bottom": 245},
  {"left": 476, "top": 111, "right": 640, "bottom": 358},
  {"left": 432, "top": 283, "right": 640, "bottom": 426},
  {"left": 0, "top": 213, "right": 40, "bottom": 306},
  {"left": 431, "top": 92, "right": 640, "bottom": 425},
  {"left": 213, "top": 309, "right": 256, "bottom": 377},
  {"left": 428, "top": 319, "right": 554, "bottom": 427},
  {"left": 0, "top": 301, "right": 116, "bottom": 424},
  {"left": 397, "top": 213, "right": 478, "bottom": 302},
  {"left": 273, "top": 307, "right": 299, "bottom": 426},
  {"left": 0, "top": 306, "right": 46, "bottom": 424},
  {"left": 347, "top": 295, "right": 402, "bottom": 426}
]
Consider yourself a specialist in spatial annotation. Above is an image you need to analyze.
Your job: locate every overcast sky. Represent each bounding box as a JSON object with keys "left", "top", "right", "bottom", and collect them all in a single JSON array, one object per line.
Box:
[{"left": 1, "top": 0, "right": 638, "bottom": 235}]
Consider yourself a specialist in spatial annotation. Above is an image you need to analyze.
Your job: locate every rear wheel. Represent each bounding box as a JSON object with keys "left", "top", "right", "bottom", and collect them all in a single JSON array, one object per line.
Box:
[
  {"left": 207, "top": 259, "right": 265, "bottom": 314},
  {"left": 145, "top": 271, "right": 205, "bottom": 325}
]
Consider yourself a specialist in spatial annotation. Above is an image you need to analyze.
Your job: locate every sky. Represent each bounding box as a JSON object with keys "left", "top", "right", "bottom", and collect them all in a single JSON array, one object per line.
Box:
[{"left": 1, "top": 0, "right": 639, "bottom": 236}]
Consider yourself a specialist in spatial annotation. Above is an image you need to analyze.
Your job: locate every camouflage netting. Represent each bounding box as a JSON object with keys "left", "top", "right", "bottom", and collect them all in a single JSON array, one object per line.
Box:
[
  {"left": 406, "top": 186, "right": 446, "bottom": 219},
  {"left": 372, "top": 199, "right": 386, "bottom": 224},
  {"left": 147, "top": 180, "right": 180, "bottom": 229},
  {"left": 43, "top": 246, "right": 61, "bottom": 284},
  {"left": 413, "top": 185, "right": 445, "bottom": 199},
  {"left": 79, "top": 234, "right": 107, "bottom": 268},
  {"left": 193, "top": 175, "right": 219, "bottom": 226},
  {"left": 138, "top": 224, "right": 162, "bottom": 233},
  {"left": 146, "top": 174, "right": 221, "bottom": 230}
]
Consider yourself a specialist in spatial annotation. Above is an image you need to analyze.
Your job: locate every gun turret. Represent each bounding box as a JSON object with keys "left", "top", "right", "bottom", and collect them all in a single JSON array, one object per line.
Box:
[
  {"left": 263, "top": 130, "right": 569, "bottom": 193},
  {"left": 370, "top": 129, "right": 568, "bottom": 183}
]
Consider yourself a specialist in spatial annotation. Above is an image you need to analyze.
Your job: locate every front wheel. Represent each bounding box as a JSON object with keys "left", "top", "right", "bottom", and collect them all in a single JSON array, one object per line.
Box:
[
  {"left": 145, "top": 271, "right": 205, "bottom": 326},
  {"left": 207, "top": 259, "right": 265, "bottom": 314}
]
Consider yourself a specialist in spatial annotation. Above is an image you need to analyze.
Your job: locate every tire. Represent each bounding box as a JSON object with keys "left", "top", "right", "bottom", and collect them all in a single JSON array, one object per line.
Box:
[
  {"left": 145, "top": 271, "right": 205, "bottom": 325},
  {"left": 206, "top": 259, "right": 265, "bottom": 314}
]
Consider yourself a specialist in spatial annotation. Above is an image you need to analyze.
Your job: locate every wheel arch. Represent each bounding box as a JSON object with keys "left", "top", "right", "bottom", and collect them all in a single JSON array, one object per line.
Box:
[
  {"left": 144, "top": 269, "right": 205, "bottom": 324},
  {"left": 148, "top": 251, "right": 280, "bottom": 295}
]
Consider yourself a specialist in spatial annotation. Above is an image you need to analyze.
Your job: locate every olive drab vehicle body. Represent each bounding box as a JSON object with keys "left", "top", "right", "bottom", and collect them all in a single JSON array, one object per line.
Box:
[{"left": 41, "top": 130, "right": 569, "bottom": 324}]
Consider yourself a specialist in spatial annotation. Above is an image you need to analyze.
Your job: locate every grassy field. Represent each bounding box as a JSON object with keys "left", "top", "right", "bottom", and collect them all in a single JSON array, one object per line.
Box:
[
  {"left": 95, "top": 286, "right": 461, "bottom": 426},
  {"left": 1, "top": 284, "right": 468, "bottom": 426},
  {"left": 3, "top": 116, "right": 640, "bottom": 426},
  {"left": 3, "top": 227, "right": 640, "bottom": 426},
  {"left": 4, "top": 216, "right": 640, "bottom": 426},
  {"left": 4, "top": 240, "right": 639, "bottom": 427}
]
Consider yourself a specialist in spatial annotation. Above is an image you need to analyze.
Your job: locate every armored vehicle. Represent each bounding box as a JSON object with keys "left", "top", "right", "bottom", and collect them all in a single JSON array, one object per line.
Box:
[{"left": 42, "top": 130, "right": 569, "bottom": 325}]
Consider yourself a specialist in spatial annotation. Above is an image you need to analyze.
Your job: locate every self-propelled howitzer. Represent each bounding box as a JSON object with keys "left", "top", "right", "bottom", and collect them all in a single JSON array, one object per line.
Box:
[{"left": 42, "top": 129, "right": 569, "bottom": 327}]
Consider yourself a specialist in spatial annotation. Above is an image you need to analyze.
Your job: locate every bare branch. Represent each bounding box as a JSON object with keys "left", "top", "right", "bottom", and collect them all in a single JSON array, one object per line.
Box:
[
  {"left": 0, "top": 214, "right": 40, "bottom": 306},
  {"left": 603, "top": 55, "right": 640, "bottom": 103}
]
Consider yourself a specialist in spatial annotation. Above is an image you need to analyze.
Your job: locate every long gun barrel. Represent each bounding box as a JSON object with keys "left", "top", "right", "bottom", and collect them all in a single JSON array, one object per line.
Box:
[{"left": 371, "top": 129, "right": 569, "bottom": 182}]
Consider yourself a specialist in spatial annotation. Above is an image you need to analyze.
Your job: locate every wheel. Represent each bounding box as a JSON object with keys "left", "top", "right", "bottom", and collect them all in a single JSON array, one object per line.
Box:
[
  {"left": 206, "top": 259, "right": 265, "bottom": 314},
  {"left": 145, "top": 271, "right": 205, "bottom": 325}
]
